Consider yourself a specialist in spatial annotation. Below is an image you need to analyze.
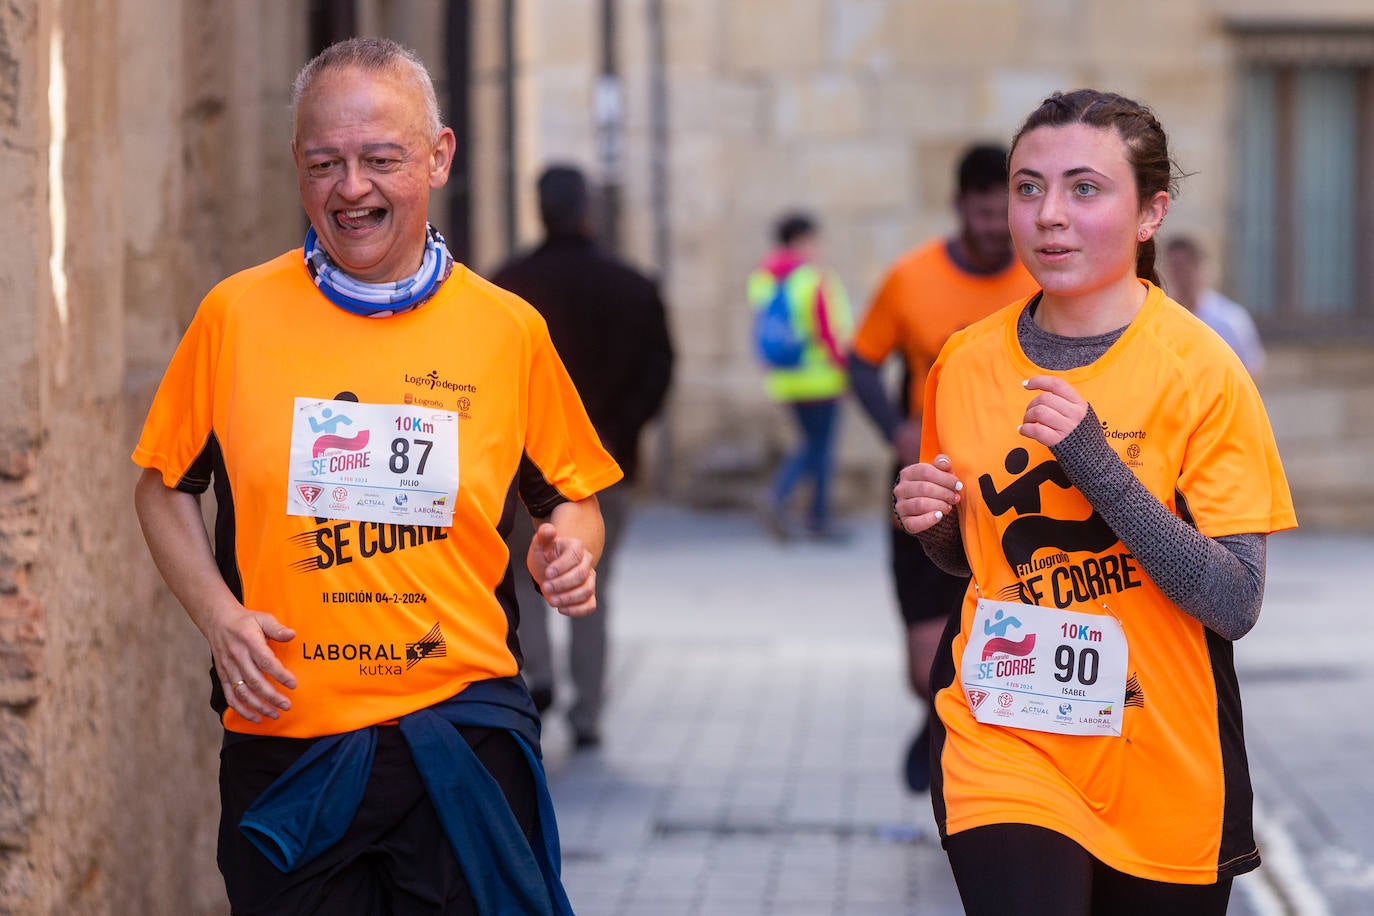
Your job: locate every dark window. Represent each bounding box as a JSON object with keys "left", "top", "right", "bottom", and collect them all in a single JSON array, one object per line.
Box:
[
  {"left": 1230, "top": 26, "right": 1374, "bottom": 337},
  {"left": 308, "top": 0, "right": 358, "bottom": 56}
]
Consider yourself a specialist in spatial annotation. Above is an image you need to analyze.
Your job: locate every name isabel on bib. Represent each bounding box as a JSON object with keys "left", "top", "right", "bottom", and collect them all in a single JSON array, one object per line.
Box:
[
  {"left": 287, "top": 398, "right": 460, "bottom": 526},
  {"left": 961, "top": 597, "right": 1128, "bottom": 737}
]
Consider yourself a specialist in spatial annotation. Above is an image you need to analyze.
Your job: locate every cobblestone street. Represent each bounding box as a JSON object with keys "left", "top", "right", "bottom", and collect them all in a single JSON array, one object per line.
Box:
[{"left": 536, "top": 504, "right": 1370, "bottom": 915}]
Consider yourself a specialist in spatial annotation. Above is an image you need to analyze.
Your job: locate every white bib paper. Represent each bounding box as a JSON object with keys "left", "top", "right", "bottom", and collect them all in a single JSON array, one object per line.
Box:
[
  {"left": 961, "top": 598, "right": 1128, "bottom": 737},
  {"left": 286, "top": 398, "right": 459, "bottom": 526}
]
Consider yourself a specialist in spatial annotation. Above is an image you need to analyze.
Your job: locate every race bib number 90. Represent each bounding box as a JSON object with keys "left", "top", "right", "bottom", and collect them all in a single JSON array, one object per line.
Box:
[
  {"left": 961, "top": 598, "right": 1128, "bottom": 737},
  {"left": 287, "top": 398, "right": 459, "bottom": 526}
]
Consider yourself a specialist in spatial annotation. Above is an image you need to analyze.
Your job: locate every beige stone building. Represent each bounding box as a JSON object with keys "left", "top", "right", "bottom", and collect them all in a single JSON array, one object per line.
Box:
[{"left": 2, "top": 0, "right": 1371, "bottom": 911}]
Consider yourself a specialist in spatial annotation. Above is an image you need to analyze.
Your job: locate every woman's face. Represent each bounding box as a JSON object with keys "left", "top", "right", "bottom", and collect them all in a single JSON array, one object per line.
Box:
[{"left": 1008, "top": 123, "right": 1167, "bottom": 302}]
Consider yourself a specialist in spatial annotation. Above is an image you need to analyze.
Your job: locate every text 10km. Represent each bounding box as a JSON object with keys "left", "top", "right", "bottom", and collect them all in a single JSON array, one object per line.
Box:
[
  {"left": 395, "top": 416, "right": 436, "bottom": 434},
  {"left": 1061, "top": 623, "right": 1103, "bottom": 642}
]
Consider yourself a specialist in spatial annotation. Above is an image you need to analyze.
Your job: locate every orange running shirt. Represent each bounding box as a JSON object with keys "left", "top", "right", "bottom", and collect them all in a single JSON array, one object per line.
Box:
[
  {"left": 923, "top": 282, "right": 1297, "bottom": 883},
  {"left": 133, "top": 252, "right": 622, "bottom": 739},
  {"left": 852, "top": 239, "right": 1035, "bottom": 417}
]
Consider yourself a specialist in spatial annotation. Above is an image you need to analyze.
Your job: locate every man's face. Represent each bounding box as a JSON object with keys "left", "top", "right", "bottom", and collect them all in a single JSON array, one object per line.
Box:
[
  {"left": 293, "top": 65, "right": 455, "bottom": 283},
  {"left": 956, "top": 187, "right": 1013, "bottom": 266},
  {"left": 1163, "top": 245, "right": 1203, "bottom": 304}
]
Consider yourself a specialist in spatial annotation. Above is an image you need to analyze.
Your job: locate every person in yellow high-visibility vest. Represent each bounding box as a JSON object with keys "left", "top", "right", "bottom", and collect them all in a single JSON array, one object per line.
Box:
[{"left": 748, "top": 212, "right": 853, "bottom": 540}]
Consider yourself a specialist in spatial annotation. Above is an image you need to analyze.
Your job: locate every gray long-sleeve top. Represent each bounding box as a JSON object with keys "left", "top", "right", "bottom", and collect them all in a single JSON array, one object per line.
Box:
[{"left": 916, "top": 301, "right": 1266, "bottom": 640}]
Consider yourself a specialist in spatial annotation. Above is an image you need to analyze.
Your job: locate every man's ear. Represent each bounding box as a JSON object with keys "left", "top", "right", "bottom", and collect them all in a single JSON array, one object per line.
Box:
[{"left": 429, "top": 128, "right": 457, "bottom": 189}]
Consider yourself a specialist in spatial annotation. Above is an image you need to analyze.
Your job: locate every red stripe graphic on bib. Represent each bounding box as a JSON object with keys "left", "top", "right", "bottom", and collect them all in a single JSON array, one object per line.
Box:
[
  {"left": 982, "top": 633, "right": 1036, "bottom": 660},
  {"left": 313, "top": 430, "right": 370, "bottom": 457}
]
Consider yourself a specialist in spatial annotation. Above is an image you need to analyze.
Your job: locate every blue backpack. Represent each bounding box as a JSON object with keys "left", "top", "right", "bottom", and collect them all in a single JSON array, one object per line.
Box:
[{"left": 752, "top": 269, "right": 805, "bottom": 369}]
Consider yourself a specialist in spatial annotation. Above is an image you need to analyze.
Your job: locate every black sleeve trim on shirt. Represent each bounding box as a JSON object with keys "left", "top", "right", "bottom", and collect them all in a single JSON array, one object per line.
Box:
[
  {"left": 929, "top": 604, "right": 965, "bottom": 842},
  {"left": 201, "top": 432, "right": 241, "bottom": 717},
  {"left": 496, "top": 473, "right": 526, "bottom": 670},
  {"left": 1206, "top": 627, "right": 1262, "bottom": 877},
  {"left": 175, "top": 433, "right": 218, "bottom": 494},
  {"left": 201, "top": 432, "right": 243, "bottom": 605},
  {"left": 1175, "top": 488, "right": 1196, "bottom": 527},
  {"left": 517, "top": 452, "right": 572, "bottom": 519}
]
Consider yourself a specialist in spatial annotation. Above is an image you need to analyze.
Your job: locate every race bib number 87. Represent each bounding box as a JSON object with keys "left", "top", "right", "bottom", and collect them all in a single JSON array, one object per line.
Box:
[
  {"left": 287, "top": 398, "right": 459, "bottom": 526},
  {"left": 961, "top": 598, "right": 1128, "bottom": 737}
]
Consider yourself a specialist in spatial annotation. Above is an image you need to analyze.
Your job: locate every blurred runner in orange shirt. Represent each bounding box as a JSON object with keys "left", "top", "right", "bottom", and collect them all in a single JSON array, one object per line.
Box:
[{"left": 849, "top": 145, "right": 1036, "bottom": 794}]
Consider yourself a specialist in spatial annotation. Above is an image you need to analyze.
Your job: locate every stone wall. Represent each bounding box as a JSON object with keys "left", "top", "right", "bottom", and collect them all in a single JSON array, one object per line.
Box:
[
  {"left": 509, "top": 0, "right": 1374, "bottom": 526},
  {"left": 509, "top": 0, "right": 1240, "bottom": 509},
  {"left": 1261, "top": 346, "right": 1374, "bottom": 531},
  {"left": 0, "top": 0, "right": 47, "bottom": 907},
  {"left": 2, "top": 1, "right": 305, "bottom": 912}
]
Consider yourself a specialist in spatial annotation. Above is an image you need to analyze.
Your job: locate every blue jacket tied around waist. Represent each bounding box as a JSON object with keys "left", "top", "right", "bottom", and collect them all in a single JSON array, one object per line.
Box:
[{"left": 237, "top": 677, "right": 573, "bottom": 915}]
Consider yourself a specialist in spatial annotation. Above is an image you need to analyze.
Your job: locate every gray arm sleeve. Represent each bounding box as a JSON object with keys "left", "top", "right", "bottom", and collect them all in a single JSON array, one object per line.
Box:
[
  {"left": 1050, "top": 406, "right": 1267, "bottom": 640},
  {"left": 915, "top": 513, "right": 972, "bottom": 578},
  {"left": 848, "top": 354, "right": 905, "bottom": 442}
]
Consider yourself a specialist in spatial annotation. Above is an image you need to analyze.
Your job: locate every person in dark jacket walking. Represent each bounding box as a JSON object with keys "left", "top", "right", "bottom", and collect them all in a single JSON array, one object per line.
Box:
[{"left": 492, "top": 164, "right": 674, "bottom": 748}]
